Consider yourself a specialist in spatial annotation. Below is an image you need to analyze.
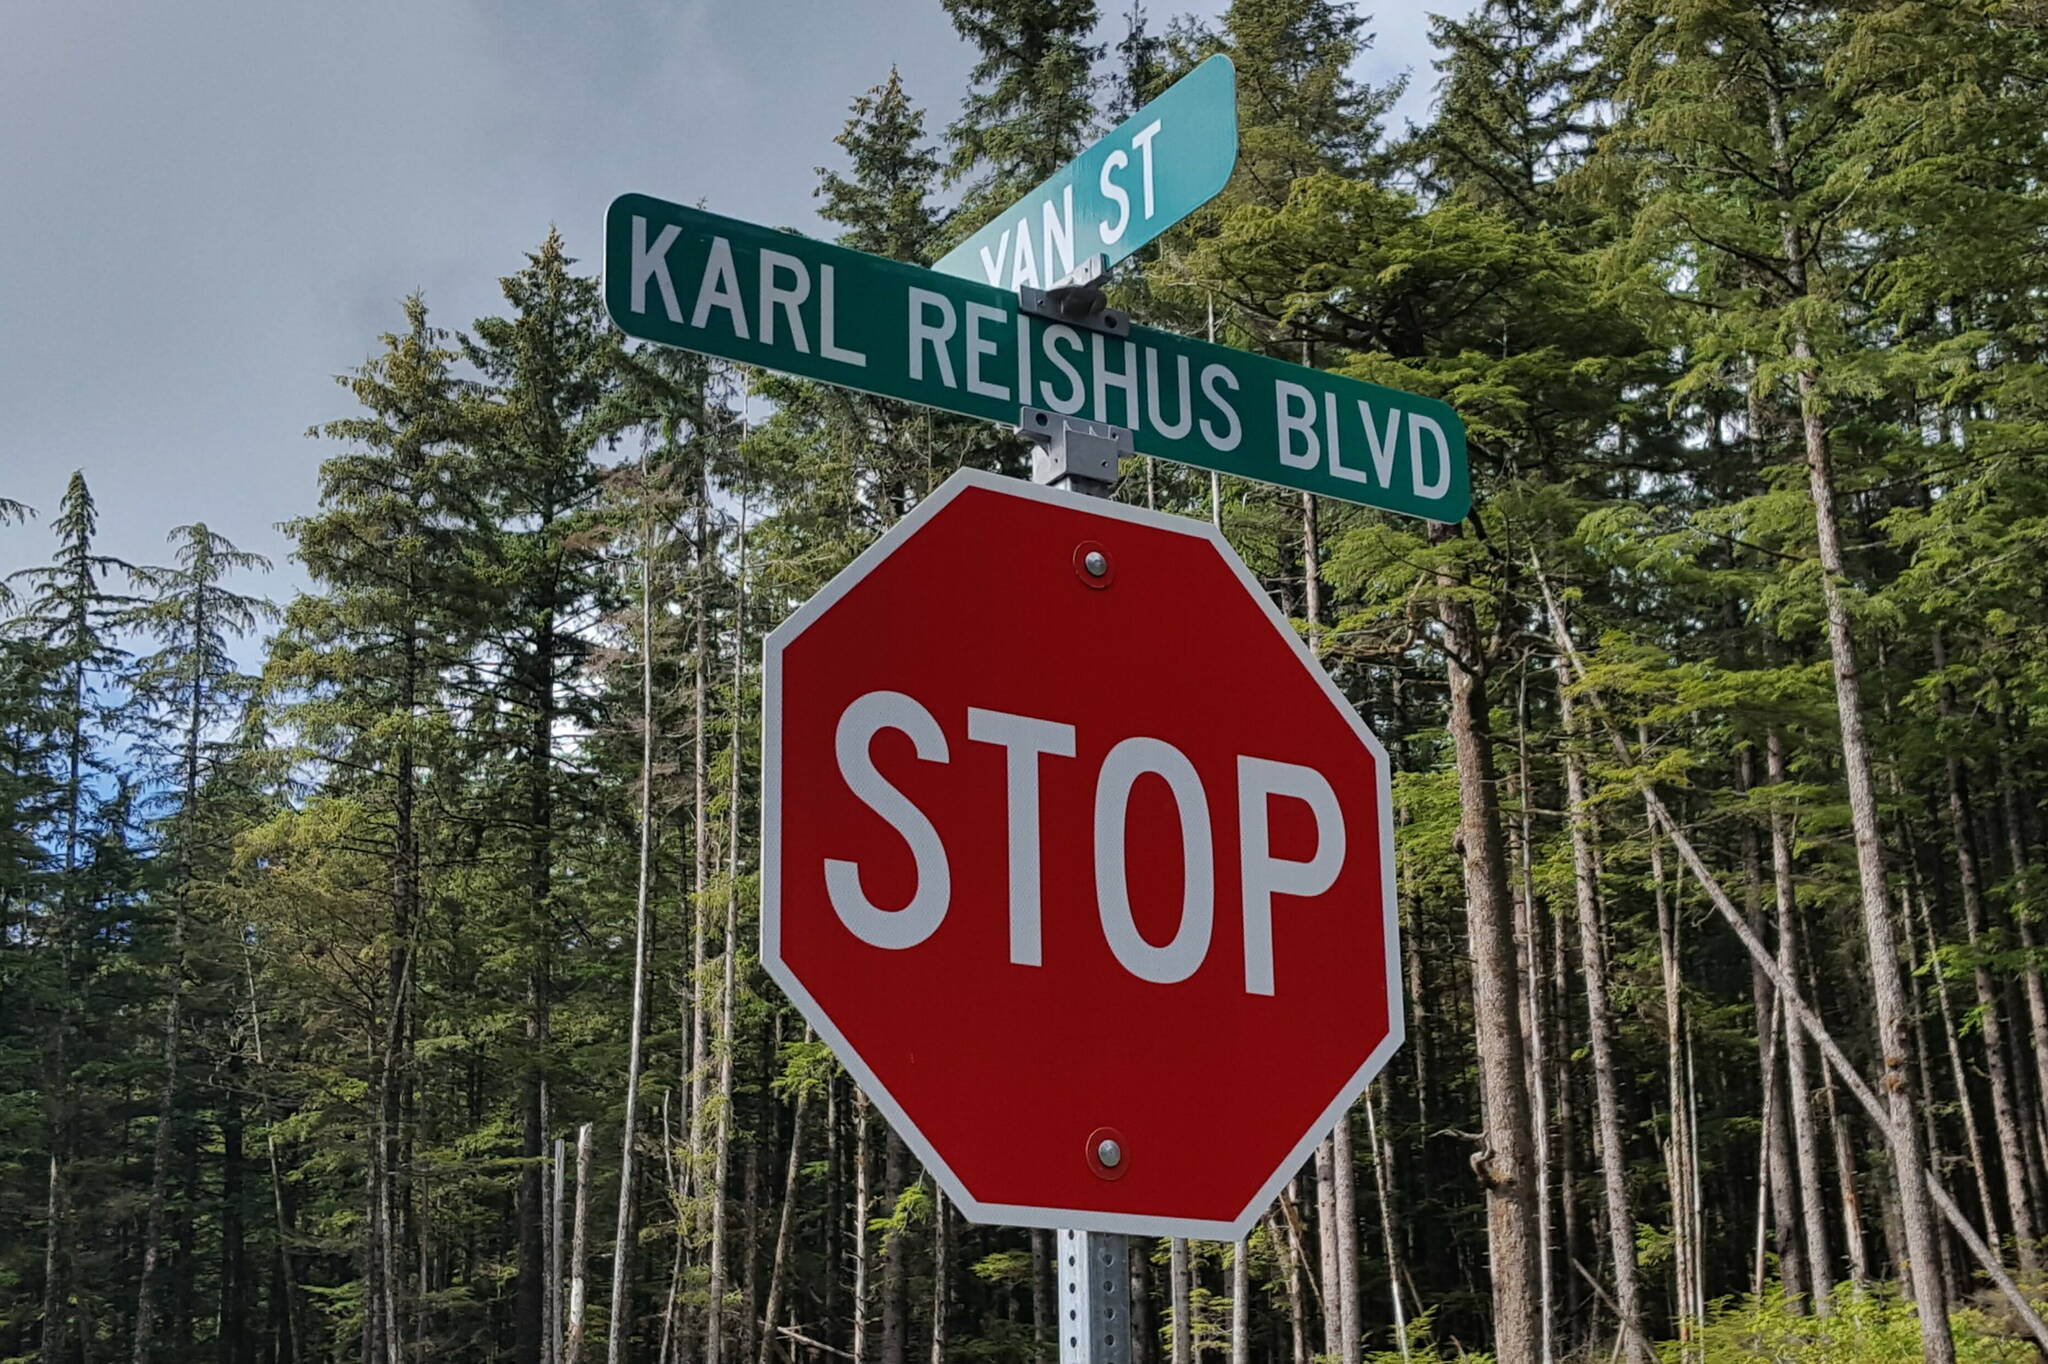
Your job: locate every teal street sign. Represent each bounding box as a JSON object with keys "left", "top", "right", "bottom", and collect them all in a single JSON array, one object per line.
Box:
[
  {"left": 932, "top": 55, "right": 1238, "bottom": 290},
  {"left": 605, "top": 194, "right": 1469, "bottom": 522}
]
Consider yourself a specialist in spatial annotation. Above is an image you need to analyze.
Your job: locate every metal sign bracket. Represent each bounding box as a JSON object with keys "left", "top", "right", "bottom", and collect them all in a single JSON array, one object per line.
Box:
[
  {"left": 1019, "top": 407, "right": 1131, "bottom": 495},
  {"left": 1019, "top": 261, "right": 1129, "bottom": 338}
]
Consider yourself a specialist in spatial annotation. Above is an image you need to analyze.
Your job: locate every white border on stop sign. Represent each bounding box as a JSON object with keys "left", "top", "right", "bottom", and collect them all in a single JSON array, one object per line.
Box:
[{"left": 758, "top": 465, "right": 1404, "bottom": 1242}]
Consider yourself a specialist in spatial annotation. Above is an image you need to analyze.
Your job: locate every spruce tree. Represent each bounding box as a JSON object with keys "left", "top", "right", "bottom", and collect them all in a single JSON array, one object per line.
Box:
[
  {"left": 1411, "top": 0, "right": 1594, "bottom": 223},
  {"left": 124, "top": 524, "right": 273, "bottom": 1364},
  {"left": 817, "top": 69, "right": 947, "bottom": 267},
  {"left": 272, "top": 293, "right": 476, "bottom": 1363},
  {"left": 1220, "top": 0, "right": 1396, "bottom": 199},
  {"left": 7, "top": 472, "right": 145, "bottom": 1364},
  {"left": 462, "top": 231, "right": 621, "bottom": 1364},
  {"left": 942, "top": 0, "right": 1103, "bottom": 231}
]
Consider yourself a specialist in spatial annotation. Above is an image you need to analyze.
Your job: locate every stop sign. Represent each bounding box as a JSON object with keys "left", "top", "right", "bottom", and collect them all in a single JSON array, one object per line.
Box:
[{"left": 762, "top": 468, "right": 1400, "bottom": 1239}]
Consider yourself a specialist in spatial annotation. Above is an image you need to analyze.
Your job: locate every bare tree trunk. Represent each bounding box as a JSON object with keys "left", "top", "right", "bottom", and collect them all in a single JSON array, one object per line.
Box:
[
  {"left": 1432, "top": 522, "right": 1540, "bottom": 1364},
  {"left": 220, "top": 1043, "right": 249, "bottom": 1364},
  {"left": 1170, "top": 1237, "right": 1192, "bottom": 1364},
  {"left": 928, "top": 1189, "right": 948, "bottom": 1364},
  {"left": 1822, "top": 1071, "right": 1871, "bottom": 1291},
  {"left": 656, "top": 1098, "right": 685, "bottom": 1364},
  {"left": 2001, "top": 751, "right": 2048, "bottom": 1193},
  {"left": 1934, "top": 640, "right": 2040, "bottom": 1277},
  {"left": 690, "top": 485, "right": 712, "bottom": 1169},
  {"left": 1334, "top": 1119, "right": 1360, "bottom": 1364},
  {"left": 1316, "top": 1142, "right": 1339, "bottom": 1359},
  {"left": 880, "top": 1134, "right": 908, "bottom": 1364},
  {"left": 242, "top": 949, "right": 302, "bottom": 1364},
  {"left": 1510, "top": 698, "right": 1553, "bottom": 1364},
  {"left": 851, "top": 1090, "right": 871, "bottom": 1364},
  {"left": 609, "top": 482, "right": 662, "bottom": 1364},
  {"left": 757, "top": 1072, "right": 809, "bottom": 1364},
  {"left": 1767, "top": 730, "right": 1834, "bottom": 1312},
  {"left": 1031, "top": 1230, "right": 1051, "bottom": 1364},
  {"left": 1230, "top": 1238, "right": 1249, "bottom": 1364},
  {"left": 1736, "top": 747, "right": 1805, "bottom": 1304},
  {"left": 707, "top": 492, "right": 750, "bottom": 1364},
  {"left": 1365, "top": 1091, "right": 1409, "bottom": 1364},
  {"left": 552, "top": 1138, "right": 566, "bottom": 1364},
  {"left": 129, "top": 920, "right": 183, "bottom": 1364},
  {"left": 1549, "top": 874, "right": 1580, "bottom": 1337},
  {"left": 1131, "top": 1233, "right": 1154, "bottom": 1364},
  {"left": 566, "top": 1125, "right": 595, "bottom": 1364},
  {"left": 1912, "top": 885, "right": 1999, "bottom": 1253},
  {"left": 42, "top": 1150, "right": 69, "bottom": 1364},
  {"left": 1266, "top": 1207, "right": 1308, "bottom": 1364},
  {"left": 705, "top": 841, "right": 739, "bottom": 1364},
  {"left": 1650, "top": 812, "right": 1698, "bottom": 1350},
  {"left": 1554, "top": 660, "right": 1650, "bottom": 1364}
]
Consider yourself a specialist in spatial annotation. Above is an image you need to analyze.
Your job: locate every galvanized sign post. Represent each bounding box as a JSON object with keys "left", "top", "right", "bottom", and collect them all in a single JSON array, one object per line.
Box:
[{"left": 1022, "top": 315, "right": 1135, "bottom": 1364}]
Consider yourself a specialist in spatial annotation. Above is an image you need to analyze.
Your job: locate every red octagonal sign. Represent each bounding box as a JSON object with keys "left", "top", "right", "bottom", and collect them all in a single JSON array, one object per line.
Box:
[{"left": 762, "top": 469, "right": 1401, "bottom": 1239}]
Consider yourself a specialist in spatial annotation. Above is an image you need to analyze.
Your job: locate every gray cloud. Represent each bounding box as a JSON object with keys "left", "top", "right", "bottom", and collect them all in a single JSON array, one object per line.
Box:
[{"left": 2, "top": 0, "right": 1457, "bottom": 608}]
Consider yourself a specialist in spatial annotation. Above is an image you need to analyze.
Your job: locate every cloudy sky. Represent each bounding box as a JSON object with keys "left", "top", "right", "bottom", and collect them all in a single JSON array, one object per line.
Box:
[{"left": 2, "top": 1, "right": 1464, "bottom": 608}]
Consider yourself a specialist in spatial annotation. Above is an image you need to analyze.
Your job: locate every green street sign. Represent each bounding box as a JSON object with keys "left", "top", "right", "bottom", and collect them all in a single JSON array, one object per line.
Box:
[
  {"left": 604, "top": 193, "right": 1469, "bottom": 521},
  {"left": 933, "top": 55, "right": 1238, "bottom": 289}
]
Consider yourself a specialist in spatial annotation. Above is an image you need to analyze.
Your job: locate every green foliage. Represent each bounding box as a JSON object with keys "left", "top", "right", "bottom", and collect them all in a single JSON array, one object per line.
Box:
[{"left": 1678, "top": 1285, "right": 2037, "bottom": 1364}]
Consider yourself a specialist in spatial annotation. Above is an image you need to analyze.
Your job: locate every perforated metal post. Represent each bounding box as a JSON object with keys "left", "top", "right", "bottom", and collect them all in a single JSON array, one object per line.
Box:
[
  {"left": 1025, "top": 338, "right": 1132, "bottom": 1364},
  {"left": 1058, "top": 1228, "right": 1132, "bottom": 1364}
]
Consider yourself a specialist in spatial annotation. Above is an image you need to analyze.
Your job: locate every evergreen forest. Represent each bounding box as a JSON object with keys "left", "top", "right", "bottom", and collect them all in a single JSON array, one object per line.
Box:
[{"left": 10, "top": 1, "right": 2048, "bottom": 1361}]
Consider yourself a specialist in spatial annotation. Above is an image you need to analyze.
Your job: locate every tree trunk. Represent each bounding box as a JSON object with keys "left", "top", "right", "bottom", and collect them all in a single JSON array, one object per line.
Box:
[
  {"left": 519, "top": 590, "right": 557, "bottom": 1364},
  {"left": 1169, "top": 1237, "right": 1192, "bottom": 1364},
  {"left": 552, "top": 1139, "right": 566, "bottom": 1364},
  {"left": 1736, "top": 747, "right": 1805, "bottom": 1303},
  {"left": 691, "top": 484, "right": 712, "bottom": 1148},
  {"left": 1651, "top": 812, "right": 1698, "bottom": 1345},
  {"left": 705, "top": 845, "right": 739, "bottom": 1364},
  {"left": 1131, "top": 1232, "right": 1154, "bottom": 1364},
  {"left": 1822, "top": 1070, "right": 1871, "bottom": 1291},
  {"left": 221, "top": 1045, "right": 248, "bottom": 1364},
  {"left": 851, "top": 1089, "right": 871, "bottom": 1364},
  {"left": 928, "top": 1189, "right": 948, "bottom": 1364},
  {"left": 41, "top": 1148, "right": 69, "bottom": 1364},
  {"left": 1031, "top": 1230, "right": 1051, "bottom": 1364},
  {"left": 1431, "top": 522, "right": 1540, "bottom": 1364},
  {"left": 129, "top": 942, "right": 181, "bottom": 1364},
  {"left": 243, "top": 947, "right": 302, "bottom": 1364},
  {"left": 880, "top": 1134, "right": 908, "bottom": 1364},
  {"left": 1934, "top": 640, "right": 2040, "bottom": 1276},
  {"left": 1763, "top": 66, "right": 1954, "bottom": 1360},
  {"left": 1334, "top": 1118, "right": 1360, "bottom": 1364},
  {"left": 1365, "top": 1091, "right": 1408, "bottom": 1364},
  {"left": 1315, "top": 1139, "right": 1340, "bottom": 1359},
  {"left": 1230, "top": 1238, "right": 1250, "bottom": 1364},
  {"left": 1509, "top": 697, "right": 1552, "bottom": 1364},
  {"left": 1554, "top": 659, "right": 1650, "bottom": 1364},
  {"left": 609, "top": 487, "right": 662, "bottom": 1364},
  {"left": 565, "top": 1125, "right": 595, "bottom": 1364},
  {"left": 708, "top": 493, "right": 751, "bottom": 1364},
  {"left": 1912, "top": 884, "right": 1999, "bottom": 1255},
  {"left": 1767, "top": 730, "right": 1834, "bottom": 1312},
  {"left": 757, "top": 1074, "right": 808, "bottom": 1364}
]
